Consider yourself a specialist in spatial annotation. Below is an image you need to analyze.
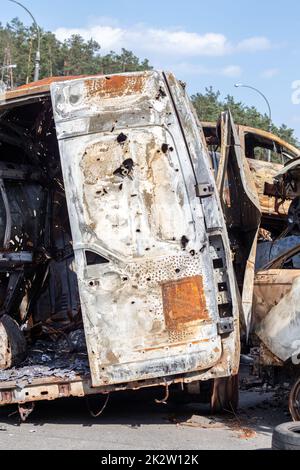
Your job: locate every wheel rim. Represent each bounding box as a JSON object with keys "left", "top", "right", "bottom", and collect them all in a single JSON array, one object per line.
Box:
[{"left": 289, "top": 378, "right": 300, "bottom": 422}]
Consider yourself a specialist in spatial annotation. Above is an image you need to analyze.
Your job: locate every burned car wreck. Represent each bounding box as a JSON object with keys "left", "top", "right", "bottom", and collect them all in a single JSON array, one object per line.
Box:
[
  {"left": 0, "top": 71, "right": 241, "bottom": 420},
  {"left": 202, "top": 116, "right": 300, "bottom": 421},
  {"left": 253, "top": 160, "right": 300, "bottom": 422}
]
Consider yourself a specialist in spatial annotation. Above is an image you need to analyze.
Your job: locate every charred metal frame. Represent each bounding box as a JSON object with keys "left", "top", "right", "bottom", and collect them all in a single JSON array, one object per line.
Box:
[{"left": 0, "top": 72, "right": 241, "bottom": 410}]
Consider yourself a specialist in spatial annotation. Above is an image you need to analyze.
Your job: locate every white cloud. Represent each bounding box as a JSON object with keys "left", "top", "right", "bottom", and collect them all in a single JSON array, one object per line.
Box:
[
  {"left": 222, "top": 65, "right": 242, "bottom": 78},
  {"left": 54, "top": 21, "right": 271, "bottom": 58},
  {"left": 261, "top": 68, "right": 280, "bottom": 79},
  {"left": 55, "top": 26, "right": 125, "bottom": 51},
  {"left": 236, "top": 36, "right": 272, "bottom": 53},
  {"left": 163, "top": 63, "right": 242, "bottom": 78}
]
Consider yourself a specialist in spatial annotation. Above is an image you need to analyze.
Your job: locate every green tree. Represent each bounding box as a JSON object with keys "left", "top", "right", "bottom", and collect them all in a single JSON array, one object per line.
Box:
[
  {"left": 0, "top": 19, "right": 152, "bottom": 86},
  {"left": 191, "top": 87, "right": 299, "bottom": 147},
  {"left": 1, "top": 18, "right": 298, "bottom": 147}
]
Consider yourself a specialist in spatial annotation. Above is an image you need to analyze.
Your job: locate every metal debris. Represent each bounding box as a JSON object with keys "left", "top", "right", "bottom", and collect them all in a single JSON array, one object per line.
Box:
[
  {"left": 18, "top": 402, "right": 35, "bottom": 423},
  {"left": 0, "top": 330, "right": 89, "bottom": 385},
  {"left": 86, "top": 394, "right": 110, "bottom": 418},
  {"left": 155, "top": 382, "right": 170, "bottom": 405}
]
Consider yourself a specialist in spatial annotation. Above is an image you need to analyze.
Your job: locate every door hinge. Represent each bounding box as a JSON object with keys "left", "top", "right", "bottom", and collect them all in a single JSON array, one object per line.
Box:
[
  {"left": 195, "top": 183, "right": 214, "bottom": 198},
  {"left": 217, "top": 318, "right": 234, "bottom": 336}
]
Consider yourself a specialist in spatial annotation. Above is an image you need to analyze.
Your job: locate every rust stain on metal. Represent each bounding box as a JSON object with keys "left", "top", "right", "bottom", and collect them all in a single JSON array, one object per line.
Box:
[
  {"left": 260, "top": 343, "right": 284, "bottom": 367},
  {"left": 162, "top": 276, "right": 209, "bottom": 331},
  {"left": 58, "top": 383, "right": 72, "bottom": 397},
  {"left": 3, "top": 75, "right": 94, "bottom": 102},
  {"left": 248, "top": 159, "right": 291, "bottom": 217},
  {"left": 85, "top": 75, "right": 146, "bottom": 99},
  {"left": 0, "top": 390, "right": 13, "bottom": 404}
]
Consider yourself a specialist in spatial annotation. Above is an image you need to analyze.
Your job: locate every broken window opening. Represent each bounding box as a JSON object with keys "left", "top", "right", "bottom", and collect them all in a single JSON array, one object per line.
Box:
[{"left": 85, "top": 251, "right": 110, "bottom": 266}]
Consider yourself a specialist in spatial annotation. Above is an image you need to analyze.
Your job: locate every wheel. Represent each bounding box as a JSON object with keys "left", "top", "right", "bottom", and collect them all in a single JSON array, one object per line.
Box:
[
  {"left": 289, "top": 378, "right": 300, "bottom": 422},
  {"left": 211, "top": 375, "right": 239, "bottom": 414},
  {"left": 272, "top": 422, "right": 300, "bottom": 450}
]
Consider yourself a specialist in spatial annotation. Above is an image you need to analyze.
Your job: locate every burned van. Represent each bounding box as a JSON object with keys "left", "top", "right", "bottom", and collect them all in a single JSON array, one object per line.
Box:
[{"left": 0, "top": 71, "right": 240, "bottom": 420}]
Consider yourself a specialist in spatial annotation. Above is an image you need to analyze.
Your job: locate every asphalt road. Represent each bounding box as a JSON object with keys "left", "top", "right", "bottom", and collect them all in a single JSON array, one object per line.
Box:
[{"left": 0, "top": 385, "right": 290, "bottom": 450}]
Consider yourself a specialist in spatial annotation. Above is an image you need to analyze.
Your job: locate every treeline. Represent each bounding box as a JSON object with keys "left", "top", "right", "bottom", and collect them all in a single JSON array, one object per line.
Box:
[
  {"left": 0, "top": 19, "right": 298, "bottom": 146},
  {"left": 0, "top": 18, "right": 152, "bottom": 86},
  {"left": 191, "top": 88, "right": 299, "bottom": 147}
]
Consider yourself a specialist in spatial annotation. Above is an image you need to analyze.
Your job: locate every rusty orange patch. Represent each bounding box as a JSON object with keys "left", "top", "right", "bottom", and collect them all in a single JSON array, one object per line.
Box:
[
  {"left": 85, "top": 75, "right": 146, "bottom": 99},
  {"left": 162, "top": 276, "right": 209, "bottom": 331}
]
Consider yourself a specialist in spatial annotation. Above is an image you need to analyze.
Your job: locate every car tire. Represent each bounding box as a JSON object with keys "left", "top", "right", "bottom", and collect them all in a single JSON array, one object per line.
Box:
[
  {"left": 272, "top": 422, "right": 300, "bottom": 450},
  {"left": 289, "top": 379, "right": 300, "bottom": 422}
]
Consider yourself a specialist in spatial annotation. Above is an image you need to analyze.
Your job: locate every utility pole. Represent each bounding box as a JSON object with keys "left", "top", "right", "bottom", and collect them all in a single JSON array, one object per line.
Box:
[
  {"left": 1, "top": 47, "right": 16, "bottom": 90},
  {"left": 0, "top": 64, "right": 17, "bottom": 94},
  {"left": 7, "top": 0, "right": 41, "bottom": 82}
]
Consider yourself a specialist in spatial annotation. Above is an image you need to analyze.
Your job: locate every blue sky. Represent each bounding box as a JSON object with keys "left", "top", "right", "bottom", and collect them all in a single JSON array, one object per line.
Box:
[{"left": 3, "top": 0, "right": 300, "bottom": 138}]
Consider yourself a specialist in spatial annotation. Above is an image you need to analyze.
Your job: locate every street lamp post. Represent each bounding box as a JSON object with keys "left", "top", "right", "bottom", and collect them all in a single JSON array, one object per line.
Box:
[
  {"left": 7, "top": 0, "right": 41, "bottom": 82},
  {"left": 235, "top": 83, "right": 272, "bottom": 162}
]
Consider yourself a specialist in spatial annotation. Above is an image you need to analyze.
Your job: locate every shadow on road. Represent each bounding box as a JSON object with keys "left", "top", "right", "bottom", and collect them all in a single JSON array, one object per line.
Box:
[{"left": 0, "top": 386, "right": 289, "bottom": 439}]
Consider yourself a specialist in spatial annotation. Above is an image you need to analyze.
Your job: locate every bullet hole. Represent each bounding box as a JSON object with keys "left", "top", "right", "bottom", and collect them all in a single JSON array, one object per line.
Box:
[
  {"left": 147, "top": 278, "right": 151, "bottom": 282},
  {"left": 181, "top": 236, "right": 189, "bottom": 250},
  {"left": 114, "top": 159, "right": 134, "bottom": 179},
  {"left": 96, "top": 188, "right": 108, "bottom": 196},
  {"left": 190, "top": 250, "right": 196, "bottom": 256},
  {"left": 169, "top": 147, "right": 174, "bottom": 152},
  {"left": 131, "top": 194, "right": 138, "bottom": 198},
  {"left": 123, "top": 277, "right": 128, "bottom": 282},
  {"left": 161, "top": 144, "right": 169, "bottom": 154},
  {"left": 145, "top": 248, "right": 150, "bottom": 251},
  {"left": 105, "top": 76, "right": 111, "bottom": 80},
  {"left": 117, "top": 133, "right": 128, "bottom": 144},
  {"left": 175, "top": 269, "right": 181, "bottom": 274},
  {"left": 111, "top": 126, "right": 115, "bottom": 133},
  {"left": 119, "top": 184, "right": 123, "bottom": 191},
  {"left": 131, "top": 301, "right": 136, "bottom": 305},
  {"left": 69, "top": 94, "right": 80, "bottom": 105},
  {"left": 156, "top": 87, "right": 167, "bottom": 100},
  {"left": 136, "top": 229, "right": 141, "bottom": 233}
]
